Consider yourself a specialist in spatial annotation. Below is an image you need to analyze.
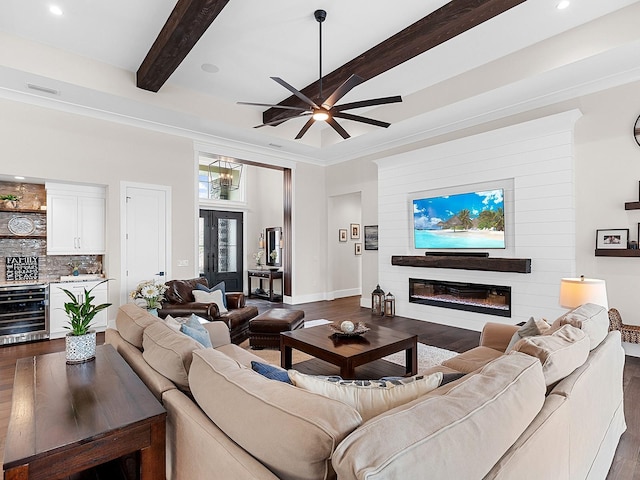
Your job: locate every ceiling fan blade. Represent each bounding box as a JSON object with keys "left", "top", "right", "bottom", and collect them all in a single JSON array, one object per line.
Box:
[
  {"left": 333, "top": 112, "right": 390, "bottom": 128},
  {"left": 334, "top": 95, "right": 403, "bottom": 112},
  {"left": 322, "top": 74, "right": 364, "bottom": 109},
  {"left": 255, "top": 112, "right": 310, "bottom": 128},
  {"left": 295, "top": 117, "right": 316, "bottom": 139},
  {"left": 326, "top": 117, "right": 350, "bottom": 139},
  {"left": 237, "top": 101, "right": 308, "bottom": 112},
  {"left": 271, "top": 77, "right": 319, "bottom": 109}
]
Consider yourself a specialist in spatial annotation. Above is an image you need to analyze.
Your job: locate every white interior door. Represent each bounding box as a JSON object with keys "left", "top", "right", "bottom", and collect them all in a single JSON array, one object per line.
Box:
[{"left": 122, "top": 183, "right": 170, "bottom": 304}]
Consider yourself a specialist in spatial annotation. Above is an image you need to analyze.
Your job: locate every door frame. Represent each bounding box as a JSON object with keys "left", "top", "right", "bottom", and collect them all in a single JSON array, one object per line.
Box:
[{"left": 120, "top": 181, "right": 172, "bottom": 306}]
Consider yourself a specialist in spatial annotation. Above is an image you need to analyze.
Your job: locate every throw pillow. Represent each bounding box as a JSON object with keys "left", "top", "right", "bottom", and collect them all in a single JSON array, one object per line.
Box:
[
  {"left": 196, "top": 281, "right": 227, "bottom": 308},
  {"left": 251, "top": 361, "right": 292, "bottom": 384},
  {"left": 192, "top": 289, "right": 228, "bottom": 314},
  {"left": 180, "top": 315, "right": 213, "bottom": 348},
  {"left": 505, "top": 316, "right": 551, "bottom": 352},
  {"left": 288, "top": 370, "right": 443, "bottom": 422}
]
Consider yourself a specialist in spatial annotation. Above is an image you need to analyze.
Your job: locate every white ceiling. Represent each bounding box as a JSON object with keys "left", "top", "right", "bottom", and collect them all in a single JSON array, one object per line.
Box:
[{"left": 1, "top": 0, "right": 639, "bottom": 165}]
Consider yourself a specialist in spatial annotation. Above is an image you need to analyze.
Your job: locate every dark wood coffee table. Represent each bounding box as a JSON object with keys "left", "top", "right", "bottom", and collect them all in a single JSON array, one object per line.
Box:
[
  {"left": 281, "top": 323, "right": 418, "bottom": 379},
  {"left": 3, "top": 344, "right": 166, "bottom": 480}
]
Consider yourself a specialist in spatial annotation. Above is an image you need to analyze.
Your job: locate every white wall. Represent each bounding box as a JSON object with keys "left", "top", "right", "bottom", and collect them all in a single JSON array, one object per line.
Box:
[
  {"left": 574, "top": 80, "right": 640, "bottom": 326},
  {"left": 325, "top": 157, "right": 379, "bottom": 306},
  {"left": 245, "top": 166, "right": 283, "bottom": 269},
  {"left": 327, "top": 192, "right": 361, "bottom": 299},
  {"left": 377, "top": 111, "right": 580, "bottom": 331},
  {"left": 290, "top": 162, "right": 328, "bottom": 302},
  {"left": 0, "top": 98, "right": 197, "bottom": 311}
]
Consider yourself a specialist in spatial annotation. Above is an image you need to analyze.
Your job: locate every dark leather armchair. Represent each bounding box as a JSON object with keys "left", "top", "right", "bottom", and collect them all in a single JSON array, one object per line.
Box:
[{"left": 157, "top": 277, "right": 258, "bottom": 344}]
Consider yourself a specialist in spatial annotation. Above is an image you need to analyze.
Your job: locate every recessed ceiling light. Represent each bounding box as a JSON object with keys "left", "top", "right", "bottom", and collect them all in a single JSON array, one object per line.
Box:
[
  {"left": 557, "top": 0, "right": 570, "bottom": 10},
  {"left": 201, "top": 63, "right": 219, "bottom": 74},
  {"left": 14, "top": 176, "right": 25, "bottom": 180}
]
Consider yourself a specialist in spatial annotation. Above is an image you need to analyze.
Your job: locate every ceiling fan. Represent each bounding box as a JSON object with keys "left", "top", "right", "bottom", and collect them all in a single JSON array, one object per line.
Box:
[{"left": 238, "top": 9, "right": 402, "bottom": 140}]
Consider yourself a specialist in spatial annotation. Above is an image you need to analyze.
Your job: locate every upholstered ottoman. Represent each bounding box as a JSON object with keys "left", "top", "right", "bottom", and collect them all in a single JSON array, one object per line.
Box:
[{"left": 249, "top": 308, "right": 305, "bottom": 349}]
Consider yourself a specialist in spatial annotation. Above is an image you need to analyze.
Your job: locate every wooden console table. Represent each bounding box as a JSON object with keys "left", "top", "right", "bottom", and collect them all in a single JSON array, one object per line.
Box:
[
  {"left": 3, "top": 344, "right": 166, "bottom": 480},
  {"left": 247, "top": 269, "right": 283, "bottom": 302}
]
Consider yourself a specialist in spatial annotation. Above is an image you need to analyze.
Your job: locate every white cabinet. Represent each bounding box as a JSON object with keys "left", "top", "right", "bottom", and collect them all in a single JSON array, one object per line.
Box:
[
  {"left": 49, "top": 280, "right": 109, "bottom": 339},
  {"left": 46, "top": 182, "right": 106, "bottom": 254}
]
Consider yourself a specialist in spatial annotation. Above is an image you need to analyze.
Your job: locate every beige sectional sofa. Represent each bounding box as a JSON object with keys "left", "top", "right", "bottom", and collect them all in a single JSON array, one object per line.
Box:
[{"left": 106, "top": 302, "right": 625, "bottom": 480}]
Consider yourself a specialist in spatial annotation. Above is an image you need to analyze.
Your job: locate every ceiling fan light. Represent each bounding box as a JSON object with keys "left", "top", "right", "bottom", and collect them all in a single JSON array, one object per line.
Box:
[{"left": 313, "top": 110, "right": 330, "bottom": 121}]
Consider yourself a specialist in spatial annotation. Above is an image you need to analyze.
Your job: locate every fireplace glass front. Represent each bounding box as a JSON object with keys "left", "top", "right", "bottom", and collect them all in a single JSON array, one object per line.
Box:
[{"left": 409, "top": 278, "right": 511, "bottom": 317}]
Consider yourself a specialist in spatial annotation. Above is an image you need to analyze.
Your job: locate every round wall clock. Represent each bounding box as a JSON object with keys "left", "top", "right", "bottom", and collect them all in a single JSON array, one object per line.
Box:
[
  {"left": 634, "top": 114, "right": 640, "bottom": 147},
  {"left": 8, "top": 216, "right": 36, "bottom": 235}
]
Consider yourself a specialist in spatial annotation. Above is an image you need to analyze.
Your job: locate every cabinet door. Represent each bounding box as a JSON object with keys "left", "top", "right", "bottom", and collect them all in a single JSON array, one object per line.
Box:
[
  {"left": 47, "top": 194, "right": 79, "bottom": 254},
  {"left": 48, "top": 287, "right": 70, "bottom": 339},
  {"left": 78, "top": 195, "right": 106, "bottom": 254},
  {"left": 49, "top": 281, "right": 109, "bottom": 339},
  {"left": 47, "top": 186, "right": 106, "bottom": 255}
]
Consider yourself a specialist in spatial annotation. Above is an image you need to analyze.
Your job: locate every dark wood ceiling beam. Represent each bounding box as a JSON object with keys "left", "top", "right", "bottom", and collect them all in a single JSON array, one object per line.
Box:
[
  {"left": 137, "top": 0, "right": 230, "bottom": 92},
  {"left": 263, "top": 0, "right": 526, "bottom": 125}
]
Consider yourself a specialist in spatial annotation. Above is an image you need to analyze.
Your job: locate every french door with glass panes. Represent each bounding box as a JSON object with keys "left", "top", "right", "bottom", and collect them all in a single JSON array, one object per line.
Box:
[{"left": 199, "top": 210, "right": 244, "bottom": 291}]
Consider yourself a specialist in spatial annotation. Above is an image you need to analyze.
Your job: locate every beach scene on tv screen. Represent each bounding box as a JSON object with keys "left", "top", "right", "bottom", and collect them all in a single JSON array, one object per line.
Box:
[{"left": 413, "top": 189, "right": 505, "bottom": 249}]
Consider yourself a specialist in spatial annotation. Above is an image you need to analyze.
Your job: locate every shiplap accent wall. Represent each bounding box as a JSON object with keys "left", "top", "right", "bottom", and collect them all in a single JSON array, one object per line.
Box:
[{"left": 377, "top": 110, "right": 582, "bottom": 331}]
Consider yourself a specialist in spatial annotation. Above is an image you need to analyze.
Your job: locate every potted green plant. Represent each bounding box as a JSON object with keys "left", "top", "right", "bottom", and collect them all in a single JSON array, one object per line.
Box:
[
  {"left": 0, "top": 194, "right": 19, "bottom": 208},
  {"left": 61, "top": 279, "right": 111, "bottom": 364}
]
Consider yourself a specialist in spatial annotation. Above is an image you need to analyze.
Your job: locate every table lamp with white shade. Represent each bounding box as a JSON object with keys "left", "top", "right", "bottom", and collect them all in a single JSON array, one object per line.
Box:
[{"left": 559, "top": 276, "right": 608, "bottom": 310}]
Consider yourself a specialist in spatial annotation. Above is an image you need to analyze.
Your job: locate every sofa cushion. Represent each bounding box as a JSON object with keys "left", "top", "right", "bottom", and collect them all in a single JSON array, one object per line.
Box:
[
  {"left": 105, "top": 328, "right": 176, "bottom": 402},
  {"left": 511, "top": 324, "right": 589, "bottom": 386},
  {"left": 192, "top": 289, "right": 228, "bottom": 314},
  {"left": 289, "top": 370, "right": 443, "bottom": 422},
  {"left": 505, "top": 317, "right": 551, "bottom": 352},
  {"left": 142, "top": 321, "right": 204, "bottom": 393},
  {"left": 550, "top": 303, "right": 609, "bottom": 350},
  {"left": 115, "top": 303, "right": 159, "bottom": 349},
  {"left": 441, "top": 346, "right": 503, "bottom": 374},
  {"left": 332, "top": 353, "right": 546, "bottom": 480},
  {"left": 189, "top": 348, "right": 362, "bottom": 480}
]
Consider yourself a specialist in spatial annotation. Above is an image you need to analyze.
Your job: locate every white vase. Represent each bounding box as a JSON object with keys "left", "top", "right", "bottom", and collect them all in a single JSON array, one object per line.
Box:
[{"left": 65, "top": 331, "right": 97, "bottom": 364}]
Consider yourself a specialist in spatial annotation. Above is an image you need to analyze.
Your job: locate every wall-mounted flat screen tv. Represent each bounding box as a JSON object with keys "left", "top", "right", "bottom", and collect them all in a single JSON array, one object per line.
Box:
[{"left": 412, "top": 189, "right": 505, "bottom": 249}]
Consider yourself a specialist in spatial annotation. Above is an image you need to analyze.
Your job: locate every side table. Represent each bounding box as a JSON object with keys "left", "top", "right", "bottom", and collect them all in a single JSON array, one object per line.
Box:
[
  {"left": 3, "top": 344, "right": 166, "bottom": 480},
  {"left": 247, "top": 269, "right": 283, "bottom": 302}
]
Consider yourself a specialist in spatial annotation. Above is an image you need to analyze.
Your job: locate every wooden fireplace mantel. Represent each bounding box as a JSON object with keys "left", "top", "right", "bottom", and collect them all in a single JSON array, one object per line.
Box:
[{"left": 391, "top": 255, "right": 532, "bottom": 273}]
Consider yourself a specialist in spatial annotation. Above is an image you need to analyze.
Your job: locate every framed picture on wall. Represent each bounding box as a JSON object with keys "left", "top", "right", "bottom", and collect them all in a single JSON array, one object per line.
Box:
[
  {"left": 339, "top": 229, "right": 348, "bottom": 242},
  {"left": 355, "top": 243, "right": 362, "bottom": 255},
  {"left": 350, "top": 224, "right": 360, "bottom": 239},
  {"left": 364, "top": 225, "right": 378, "bottom": 250},
  {"left": 596, "top": 229, "right": 629, "bottom": 249}
]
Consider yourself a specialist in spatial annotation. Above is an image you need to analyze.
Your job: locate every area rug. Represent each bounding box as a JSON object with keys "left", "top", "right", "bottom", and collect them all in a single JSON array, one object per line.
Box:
[
  {"left": 383, "top": 343, "right": 457, "bottom": 370},
  {"left": 240, "top": 339, "right": 457, "bottom": 373}
]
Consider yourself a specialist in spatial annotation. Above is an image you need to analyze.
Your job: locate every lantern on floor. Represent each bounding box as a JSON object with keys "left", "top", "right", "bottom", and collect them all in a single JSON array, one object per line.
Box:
[
  {"left": 371, "top": 284, "right": 385, "bottom": 316},
  {"left": 384, "top": 292, "right": 395, "bottom": 317}
]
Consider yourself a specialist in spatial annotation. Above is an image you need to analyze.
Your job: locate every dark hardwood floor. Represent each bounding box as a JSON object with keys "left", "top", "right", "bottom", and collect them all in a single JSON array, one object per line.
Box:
[{"left": 1, "top": 296, "right": 637, "bottom": 478}]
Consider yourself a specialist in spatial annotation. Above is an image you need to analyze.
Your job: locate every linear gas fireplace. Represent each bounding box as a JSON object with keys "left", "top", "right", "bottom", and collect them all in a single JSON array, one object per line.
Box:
[{"left": 409, "top": 278, "right": 511, "bottom": 317}]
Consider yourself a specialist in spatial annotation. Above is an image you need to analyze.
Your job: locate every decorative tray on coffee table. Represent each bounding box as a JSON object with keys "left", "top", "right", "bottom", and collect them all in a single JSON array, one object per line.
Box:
[{"left": 328, "top": 322, "right": 370, "bottom": 337}]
